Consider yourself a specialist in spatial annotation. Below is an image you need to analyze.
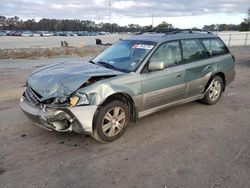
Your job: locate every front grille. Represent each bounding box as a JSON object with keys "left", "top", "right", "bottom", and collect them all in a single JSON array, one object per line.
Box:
[{"left": 24, "top": 85, "right": 41, "bottom": 106}]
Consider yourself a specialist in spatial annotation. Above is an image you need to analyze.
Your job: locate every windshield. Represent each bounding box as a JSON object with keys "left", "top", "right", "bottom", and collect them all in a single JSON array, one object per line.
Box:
[{"left": 92, "top": 40, "right": 156, "bottom": 72}]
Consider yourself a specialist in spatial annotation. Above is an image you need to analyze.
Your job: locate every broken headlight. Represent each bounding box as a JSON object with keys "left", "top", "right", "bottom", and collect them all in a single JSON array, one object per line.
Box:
[
  {"left": 70, "top": 93, "right": 89, "bottom": 107},
  {"left": 53, "top": 97, "right": 67, "bottom": 104}
]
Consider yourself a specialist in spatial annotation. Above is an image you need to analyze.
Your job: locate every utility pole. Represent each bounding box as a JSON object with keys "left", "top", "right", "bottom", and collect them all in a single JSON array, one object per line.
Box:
[
  {"left": 152, "top": 12, "right": 154, "bottom": 29},
  {"left": 109, "top": 0, "right": 111, "bottom": 32},
  {"left": 109, "top": 0, "right": 111, "bottom": 24}
]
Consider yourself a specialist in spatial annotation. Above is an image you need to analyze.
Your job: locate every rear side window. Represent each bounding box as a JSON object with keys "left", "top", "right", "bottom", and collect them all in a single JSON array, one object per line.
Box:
[
  {"left": 181, "top": 39, "right": 207, "bottom": 63},
  {"left": 201, "top": 38, "right": 228, "bottom": 56}
]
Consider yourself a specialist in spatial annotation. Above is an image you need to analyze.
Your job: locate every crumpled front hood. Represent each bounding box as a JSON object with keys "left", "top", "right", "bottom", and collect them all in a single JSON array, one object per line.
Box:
[{"left": 28, "top": 61, "right": 123, "bottom": 100}]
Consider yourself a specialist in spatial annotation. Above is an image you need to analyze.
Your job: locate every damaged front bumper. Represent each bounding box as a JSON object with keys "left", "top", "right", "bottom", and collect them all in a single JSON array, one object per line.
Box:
[{"left": 20, "top": 96, "right": 97, "bottom": 135}]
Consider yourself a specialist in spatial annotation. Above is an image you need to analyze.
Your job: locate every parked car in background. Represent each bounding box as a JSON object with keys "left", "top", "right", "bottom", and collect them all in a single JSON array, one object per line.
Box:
[
  {"left": 20, "top": 29, "right": 235, "bottom": 142},
  {"left": 41, "top": 31, "right": 53, "bottom": 37},
  {"left": 56, "top": 31, "right": 68, "bottom": 36},
  {"left": 99, "top": 31, "right": 108, "bottom": 35},
  {"left": 0, "top": 30, "right": 111, "bottom": 37},
  {"left": 21, "top": 31, "right": 33, "bottom": 37},
  {"left": 0, "top": 31, "right": 7, "bottom": 36},
  {"left": 77, "top": 31, "right": 89, "bottom": 36},
  {"left": 14, "top": 31, "right": 22, "bottom": 36},
  {"left": 6, "top": 31, "right": 16, "bottom": 36},
  {"left": 32, "top": 32, "right": 42, "bottom": 37},
  {"left": 68, "top": 32, "right": 78, "bottom": 36}
]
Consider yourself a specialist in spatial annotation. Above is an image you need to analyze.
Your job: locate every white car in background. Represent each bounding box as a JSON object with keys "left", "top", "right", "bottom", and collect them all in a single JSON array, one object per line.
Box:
[
  {"left": 42, "top": 32, "right": 53, "bottom": 37},
  {"left": 21, "top": 31, "right": 33, "bottom": 37},
  {"left": 33, "top": 33, "right": 41, "bottom": 37}
]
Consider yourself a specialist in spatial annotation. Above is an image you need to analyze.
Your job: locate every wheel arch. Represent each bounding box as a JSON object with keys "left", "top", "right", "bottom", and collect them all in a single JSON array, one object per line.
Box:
[
  {"left": 92, "top": 92, "right": 138, "bottom": 132},
  {"left": 204, "top": 72, "right": 226, "bottom": 93}
]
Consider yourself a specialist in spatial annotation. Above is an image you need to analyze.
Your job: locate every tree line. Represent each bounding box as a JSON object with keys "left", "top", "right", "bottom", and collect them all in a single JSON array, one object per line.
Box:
[
  {"left": 202, "top": 23, "right": 249, "bottom": 32},
  {"left": 203, "top": 8, "right": 250, "bottom": 31},
  {"left": 0, "top": 16, "right": 173, "bottom": 32},
  {"left": 0, "top": 8, "right": 249, "bottom": 32}
]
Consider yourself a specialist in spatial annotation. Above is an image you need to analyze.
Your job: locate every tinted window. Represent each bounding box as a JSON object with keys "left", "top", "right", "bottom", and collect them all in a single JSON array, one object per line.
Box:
[
  {"left": 202, "top": 38, "right": 228, "bottom": 56},
  {"left": 150, "top": 41, "right": 182, "bottom": 68},
  {"left": 181, "top": 39, "right": 207, "bottom": 63}
]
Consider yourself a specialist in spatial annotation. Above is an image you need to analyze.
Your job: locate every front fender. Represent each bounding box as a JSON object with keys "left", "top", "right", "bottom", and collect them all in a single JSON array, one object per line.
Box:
[
  {"left": 77, "top": 73, "right": 142, "bottom": 106},
  {"left": 88, "top": 82, "right": 139, "bottom": 105}
]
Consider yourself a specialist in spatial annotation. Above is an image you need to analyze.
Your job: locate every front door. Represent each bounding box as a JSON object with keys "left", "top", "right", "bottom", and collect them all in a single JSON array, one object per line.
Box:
[{"left": 140, "top": 41, "right": 186, "bottom": 111}]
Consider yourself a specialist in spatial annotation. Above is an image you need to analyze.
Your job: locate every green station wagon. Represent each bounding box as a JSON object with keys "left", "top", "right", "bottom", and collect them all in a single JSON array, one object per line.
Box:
[{"left": 20, "top": 29, "right": 235, "bottom": 142}]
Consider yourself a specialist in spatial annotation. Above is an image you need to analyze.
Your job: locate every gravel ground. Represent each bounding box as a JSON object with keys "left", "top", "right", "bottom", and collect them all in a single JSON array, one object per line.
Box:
[{"left": 0, "top": 47, "right": 250, "bottom": 188}]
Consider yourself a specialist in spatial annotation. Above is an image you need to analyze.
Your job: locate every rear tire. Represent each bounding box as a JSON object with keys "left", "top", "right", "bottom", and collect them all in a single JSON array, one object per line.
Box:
[
  {"left": 201, "top": 76, "right": 224, "bottom": 105},
  {"left": 92, "top": 100, "right": 129, "bottom": 143}
]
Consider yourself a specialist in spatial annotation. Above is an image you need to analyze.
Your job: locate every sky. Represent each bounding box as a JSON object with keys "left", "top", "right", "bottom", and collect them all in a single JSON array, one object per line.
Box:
[{"left": 0, "top": 0, "right": 249, "bottom": 28}]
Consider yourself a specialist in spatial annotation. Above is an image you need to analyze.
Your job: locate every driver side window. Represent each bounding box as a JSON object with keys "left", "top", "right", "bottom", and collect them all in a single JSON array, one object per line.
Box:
[{"left": 150, "top": 41, "right": 182, "bottom": 69}]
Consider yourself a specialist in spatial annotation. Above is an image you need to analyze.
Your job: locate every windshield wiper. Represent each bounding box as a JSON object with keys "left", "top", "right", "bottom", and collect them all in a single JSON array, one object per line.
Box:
[
  {"left": 97, "top": 61, "right": 116, "bottom": 70},
  {"left": 89, "top": 60, "right": 95, "bottom": 64}
]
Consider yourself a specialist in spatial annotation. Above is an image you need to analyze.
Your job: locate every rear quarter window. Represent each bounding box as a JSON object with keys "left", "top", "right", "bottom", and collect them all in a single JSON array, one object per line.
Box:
[{"left": 201, "top": 38, "right": 229, "bottom": 56}]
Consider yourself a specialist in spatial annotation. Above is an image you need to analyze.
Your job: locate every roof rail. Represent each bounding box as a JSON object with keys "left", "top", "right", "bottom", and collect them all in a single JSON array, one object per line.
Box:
[
  {"left": 135, "top": 28, "right": 212, "bottom": 35},
  {"left": 178, "top": 29, "right": 212, "bottom": 34},
  {"left": 135, "top": 28, "right": 178, "bottom": 35}
]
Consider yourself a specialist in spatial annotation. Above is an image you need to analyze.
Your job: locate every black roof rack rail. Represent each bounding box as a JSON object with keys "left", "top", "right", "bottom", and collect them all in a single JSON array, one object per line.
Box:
[
  {"left": 135, "top": 28, "right": 212, "bottom": 35},
  {"left": 178, "top": 29, "right": 212, "bottom": 34},
  {"left": 135, "top": 28, "right": 179, "bottom": 35}
]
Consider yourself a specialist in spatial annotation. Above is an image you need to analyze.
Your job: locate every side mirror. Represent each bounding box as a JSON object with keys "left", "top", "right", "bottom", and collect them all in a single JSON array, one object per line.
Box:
[{"left": 148, "top": 61, "right": 165, "bottom": 71}]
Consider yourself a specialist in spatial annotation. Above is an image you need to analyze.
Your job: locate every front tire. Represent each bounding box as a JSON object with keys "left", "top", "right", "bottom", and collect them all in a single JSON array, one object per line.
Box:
[
  {"left": 201, "top": 76, "right": 224, "bottom": 105},
  {"left": 93, "top": 100, "right": 129, "bottom": 143}
]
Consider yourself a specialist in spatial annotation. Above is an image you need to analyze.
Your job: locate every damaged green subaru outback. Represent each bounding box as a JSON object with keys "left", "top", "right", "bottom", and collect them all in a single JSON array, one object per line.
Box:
[{"left": 20, "top": 29, "right": 235, "bottom": 142}]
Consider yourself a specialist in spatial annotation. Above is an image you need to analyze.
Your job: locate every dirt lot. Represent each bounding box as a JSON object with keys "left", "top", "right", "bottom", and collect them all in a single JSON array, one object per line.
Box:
[
  {"left": 0, "top": 47, "right": 250, "bottom": 188},
  {"left": 0, "top": 32, "right": 249, "bottom": 49},
  {"left": 0, "top": 34, "right": 127, "bottom": 49}
]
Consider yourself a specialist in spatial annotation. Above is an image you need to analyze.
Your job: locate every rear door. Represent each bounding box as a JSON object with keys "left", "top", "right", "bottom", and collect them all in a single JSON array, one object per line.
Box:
[{"left": 181, "top": 39, "right": 213, "bottom": 98}]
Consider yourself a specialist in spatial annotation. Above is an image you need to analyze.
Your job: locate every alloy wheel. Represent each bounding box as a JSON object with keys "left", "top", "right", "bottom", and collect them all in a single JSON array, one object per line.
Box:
[
  {"left": 208, "top": 80, "right": 222, "bottom": 101},
  {"left": 102, "top": 107, "right": 126, "bottom": 137}
]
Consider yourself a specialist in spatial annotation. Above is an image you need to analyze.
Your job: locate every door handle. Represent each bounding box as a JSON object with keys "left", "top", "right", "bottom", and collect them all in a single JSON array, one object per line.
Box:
[{"left": 176, "top": 73, "right": 182, "bottom": 78}]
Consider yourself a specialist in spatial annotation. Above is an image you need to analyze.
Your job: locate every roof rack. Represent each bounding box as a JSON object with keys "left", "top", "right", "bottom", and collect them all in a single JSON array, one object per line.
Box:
[
  {"left": 179, "top": 29, "right": 212, "bottom": 34},
  {"left": 135, "top": 28, "right": 212, "bottom": 35}
]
